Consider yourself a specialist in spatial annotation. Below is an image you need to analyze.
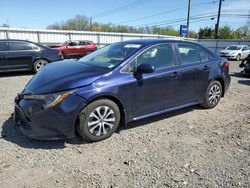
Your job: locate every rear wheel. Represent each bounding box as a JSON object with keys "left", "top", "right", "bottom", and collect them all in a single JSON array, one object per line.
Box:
[
  {"left": 201, "top": 80, "right": 222, "bottom": 109},
  {"left": 33, "top": 59, "right": 48, "bottom": 73},
  {"left": 77, "top": 99, "right": 120, "bottom": 142}
]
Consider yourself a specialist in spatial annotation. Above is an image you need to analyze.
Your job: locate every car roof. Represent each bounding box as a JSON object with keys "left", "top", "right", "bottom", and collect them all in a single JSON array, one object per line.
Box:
[
  {"left": 0, "top": 39, "right": 34, "bottom": 42},
  {"left": 116, "top": 38, "right": 198, "bottom": 45},
  {"left": 68, "top": 40, "right": 92, "bottom": 42}
]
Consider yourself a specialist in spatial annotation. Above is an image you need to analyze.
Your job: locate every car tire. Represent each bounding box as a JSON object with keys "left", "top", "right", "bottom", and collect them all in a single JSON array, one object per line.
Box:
[
  {"left": 201, "top": 80, "right": 222, "bottom": 109},
  {"left": 77, "top": 99, "right": 121, "bottom": 142},
  {"left": 236, "top": 54, "right": 241, "bottom": 61},
  {"left": 33, "top": 59, "right": 49, "bottom": 73},
  {"left": 61, "top": 51, "right": 65, "bottom": 59}
]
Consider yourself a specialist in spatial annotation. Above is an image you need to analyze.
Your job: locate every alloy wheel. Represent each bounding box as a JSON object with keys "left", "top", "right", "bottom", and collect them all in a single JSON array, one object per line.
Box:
[
  {"left": 35, "top": 59, "right": 48, "bottom": 72},
  {"left": 87, "top": 106, "right": 116, "bottom": 137},
  {"left": 208, "top": 84, "right": 221, "bottom": 106}
]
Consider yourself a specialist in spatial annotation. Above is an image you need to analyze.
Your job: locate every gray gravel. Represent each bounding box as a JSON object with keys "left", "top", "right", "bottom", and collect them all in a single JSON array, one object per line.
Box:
[{"left": 0, "top": 62, "right": 249, "bottom": 188}]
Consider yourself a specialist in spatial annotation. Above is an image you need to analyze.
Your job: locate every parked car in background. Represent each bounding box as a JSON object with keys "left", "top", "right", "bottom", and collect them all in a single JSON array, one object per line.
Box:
[
  {"left": 49, "top": 40, "right": 97, "bottom": 59},
  {"left": 0, "top": 39, "right": 63, "bottom": 73},
  {"left": 14, "top": 39, "right": 231, "bottom": 142},
  {"left": 219, "top": 45, "right": 250, "bottom": 61}
]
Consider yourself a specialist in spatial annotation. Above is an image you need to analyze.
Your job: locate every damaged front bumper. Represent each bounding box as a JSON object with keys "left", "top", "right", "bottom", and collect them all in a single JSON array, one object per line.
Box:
[{"left": 14, "top": 93, "right": 86, "bottom": 140}]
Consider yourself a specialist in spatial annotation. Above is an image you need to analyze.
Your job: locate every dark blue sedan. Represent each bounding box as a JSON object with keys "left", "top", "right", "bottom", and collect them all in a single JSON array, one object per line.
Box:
[{"left": 14, "top": 39, "right": 231, "bottom": 142}]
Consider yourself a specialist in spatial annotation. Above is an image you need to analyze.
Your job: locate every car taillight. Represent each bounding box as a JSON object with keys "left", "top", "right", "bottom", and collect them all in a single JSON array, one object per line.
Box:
[
  {"left": 58, "top": 50, "right": 62, "bottom": 56},
  {"left": 225, "top": 61, "right": 230, "bottom": 68}
]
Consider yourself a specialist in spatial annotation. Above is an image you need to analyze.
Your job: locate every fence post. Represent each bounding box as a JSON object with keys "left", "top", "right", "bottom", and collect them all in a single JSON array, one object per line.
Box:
[
  {"left": 120, "top": 34, "right": 123, "bottom": 42},
  {"left": 97, "top": 33, "right": 100, "bottom": 48},
  {"left": 5, "top": 29, "right": 9, "bottom": 39},
  {"left": 215, "top": 39, "right": 219, "bottom": 52},
  {"left": 37, "top": 31, "right": 40, "bottom": 43},
  {"left": 68, "top": 32, "right": 71, "bottom": 40}
]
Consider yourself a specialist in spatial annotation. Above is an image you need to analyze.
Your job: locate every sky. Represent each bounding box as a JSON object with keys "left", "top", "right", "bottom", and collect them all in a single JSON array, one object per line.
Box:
[{"left": 0, "top": 0, "right": 249, "bottom": 32}]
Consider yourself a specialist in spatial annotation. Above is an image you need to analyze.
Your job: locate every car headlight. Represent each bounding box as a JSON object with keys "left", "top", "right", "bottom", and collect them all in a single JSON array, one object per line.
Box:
[
  {"left": 231, "top": 52, "right": 236, "bottom": 55},
  {"left": 23, "top": 90, "right": 75, "bottom": 108}
]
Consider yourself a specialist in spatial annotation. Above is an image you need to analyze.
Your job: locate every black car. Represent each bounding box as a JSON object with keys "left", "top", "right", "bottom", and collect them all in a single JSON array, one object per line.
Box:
[{"left": 0, "top": 39, "right": 63, "bottom": 73}]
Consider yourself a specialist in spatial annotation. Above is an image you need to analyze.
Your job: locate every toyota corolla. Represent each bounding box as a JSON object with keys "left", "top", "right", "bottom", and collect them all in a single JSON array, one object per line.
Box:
[{"left": 14, "top": 39, "right": 231, "bottom": 142}]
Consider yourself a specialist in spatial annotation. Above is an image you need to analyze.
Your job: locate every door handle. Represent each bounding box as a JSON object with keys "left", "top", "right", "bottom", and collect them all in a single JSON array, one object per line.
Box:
[
  {"left": 170, "top": 71, "right": 179, "bottom": 78},
  {"left": 203, "top": 65, "right": 210, "bottom": 71}
]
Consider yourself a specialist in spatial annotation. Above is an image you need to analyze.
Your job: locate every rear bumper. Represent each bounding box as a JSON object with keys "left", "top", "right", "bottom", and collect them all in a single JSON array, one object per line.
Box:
[
  {"left": 223, "top": 74, "right": 231, "bottom": 95},
  {"left": 14, "top": 94, "right": 86, "bottom": 140}
]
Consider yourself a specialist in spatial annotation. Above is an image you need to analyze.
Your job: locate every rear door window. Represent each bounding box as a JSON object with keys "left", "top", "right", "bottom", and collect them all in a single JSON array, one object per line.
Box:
[
  {"left": 177, "top": 43, "right": 200, "bottom": 65},
  {"left": 8, "top": 42, "right": 33, "bottom": 51},
  {"left": 0, "top": 42, "right": 6, "bottom": 51},
  {"left": 198, "top": 46, "right": 212, "bottom": 62}
]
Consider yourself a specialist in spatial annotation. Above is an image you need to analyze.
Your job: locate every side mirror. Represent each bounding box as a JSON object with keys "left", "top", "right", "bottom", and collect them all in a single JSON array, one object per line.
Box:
[
  {"left": 137, "top": 63, "right": 155, "bottom": 74},
  {"left": 134, "top": 63, "right": 155, "bottom": 80}
]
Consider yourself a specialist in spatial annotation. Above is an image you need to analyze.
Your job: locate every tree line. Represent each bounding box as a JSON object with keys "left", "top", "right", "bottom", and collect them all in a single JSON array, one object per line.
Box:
[{"left": 2, "top": 14, "right": 250, "bottom": 39}]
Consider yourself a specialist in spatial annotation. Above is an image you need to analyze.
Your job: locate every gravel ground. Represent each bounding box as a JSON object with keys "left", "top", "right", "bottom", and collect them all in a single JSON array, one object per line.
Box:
[{"left": 0, "top": 62, "right": 249, "bottom": 188}]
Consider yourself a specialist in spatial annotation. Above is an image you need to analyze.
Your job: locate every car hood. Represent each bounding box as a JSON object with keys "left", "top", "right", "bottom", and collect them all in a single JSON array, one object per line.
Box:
[{"left": 24, "top": 61, "right": 108, "bottom": 94}]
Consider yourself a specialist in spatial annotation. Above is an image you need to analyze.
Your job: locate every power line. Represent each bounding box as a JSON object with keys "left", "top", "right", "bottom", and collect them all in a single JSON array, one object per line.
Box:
[
  {"left": 137, "top": 13, "right": 250, "bottom": 29},
  {"left": 114, "top": 1, "right": 217, "bottom": 25},
  {"left": 136, "top": 13, "right": 217, "bottom": 27},
  {"left": 92, "top": 0, "right": 152, "bottom": 19}
]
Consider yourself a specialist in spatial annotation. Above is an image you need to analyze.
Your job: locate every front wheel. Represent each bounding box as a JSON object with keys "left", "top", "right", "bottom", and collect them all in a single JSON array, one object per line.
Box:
[
  {"left": 236, "top": 54, "right": 241, "bottom": 61},
  {"left": 77, "top": 99, "right": 120, "bottom": 142},
  {"left": 33, "top": 59, "right": 49, "bottom": 73},
  {"left": 201, "top": 80, "right": 222, "bottom": 109}
]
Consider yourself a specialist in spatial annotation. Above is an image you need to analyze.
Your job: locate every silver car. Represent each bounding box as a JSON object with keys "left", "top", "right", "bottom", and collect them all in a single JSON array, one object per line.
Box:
[{"left": 219, "top": 45, "right": 250, "bottom": 61}]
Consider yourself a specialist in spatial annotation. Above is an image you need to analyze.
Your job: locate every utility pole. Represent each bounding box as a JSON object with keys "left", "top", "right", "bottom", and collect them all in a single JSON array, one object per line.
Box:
[
  {"left": 187, "top": 0, "right": 191, "bottom": 37},
  {"left": 215, "top": 0, "right": 223, "bottom": 39}
]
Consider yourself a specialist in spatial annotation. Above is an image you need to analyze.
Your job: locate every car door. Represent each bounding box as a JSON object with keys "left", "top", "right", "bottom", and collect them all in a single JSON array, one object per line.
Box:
[
  {"left": 0, "top": 41, "right": 8, "bottom": 71},
  {"left": 175, "top": 43, "right": 211, "bottom": 104},
  {"left": 7, "top": 41, "right": 35, "bottom": 70},
  {"left": 121, "top": 43, "right": 182, "bottom": 118},
  {"left": 63, "top": 41, "right": 78, "bottom": 56},
  {"left": 78, "top": 41, "right": 88, "bottom": 55},
  {"left": 241, "top": 46, "right": 250, "bottom": 59}
]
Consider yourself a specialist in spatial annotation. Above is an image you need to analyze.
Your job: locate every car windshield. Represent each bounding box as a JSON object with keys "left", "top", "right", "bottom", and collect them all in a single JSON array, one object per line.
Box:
[
  {"left": 78, "top": 42, "right": 143, "bottom": 69},
  {"left": 226, "top": 46, "right": 242, "bottom": 50}
]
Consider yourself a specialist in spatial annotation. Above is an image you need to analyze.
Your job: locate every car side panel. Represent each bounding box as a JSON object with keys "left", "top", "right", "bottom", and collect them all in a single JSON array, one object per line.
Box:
[
  {"left": 178, "top": 62, "right": 211, "bottom": 103},
  {"left": 6, "top": 50, "right": 35, "bottom": 70},
  {"left": 0, "top": 42, "right": 8, "bottom": 71}
]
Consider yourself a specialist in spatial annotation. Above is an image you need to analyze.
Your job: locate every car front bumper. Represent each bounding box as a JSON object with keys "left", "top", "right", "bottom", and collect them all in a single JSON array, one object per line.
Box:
[
  {"left": 219, "top": 54, "right": 238, "bottom": 59},
  {"left": 14, "top": 93, "right": 86, "bottom": 140}
]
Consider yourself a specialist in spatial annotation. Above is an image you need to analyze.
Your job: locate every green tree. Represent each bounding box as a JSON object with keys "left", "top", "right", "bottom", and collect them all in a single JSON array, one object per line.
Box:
[
  {"left": 47, "top": 15, "right": 90, "bottom": 30},
  {"left": 198, "top": 27, "right": 214, "bottom": 39}
]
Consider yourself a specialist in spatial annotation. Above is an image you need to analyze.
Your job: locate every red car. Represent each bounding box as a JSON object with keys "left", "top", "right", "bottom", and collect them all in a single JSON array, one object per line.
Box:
[{"left": 50, "top": 40, "right": 97, "bottom": 58}]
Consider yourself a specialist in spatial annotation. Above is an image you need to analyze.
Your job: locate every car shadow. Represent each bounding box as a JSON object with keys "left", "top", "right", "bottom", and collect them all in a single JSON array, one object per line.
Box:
[
  {"left": 230, "top": 72, "right": 243, "bottom": 78},
  {"left": 1, "top": 117, "right": 86, "bottom": 149},
  {"left": 238, "top": 80, "right": 250, "bottom": 86},
  {"left": 1, "top": 105, "right": 202, "bottom": 149},
  {"left": 0, "top": 71, "right": 34, "bottom": 78}
]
